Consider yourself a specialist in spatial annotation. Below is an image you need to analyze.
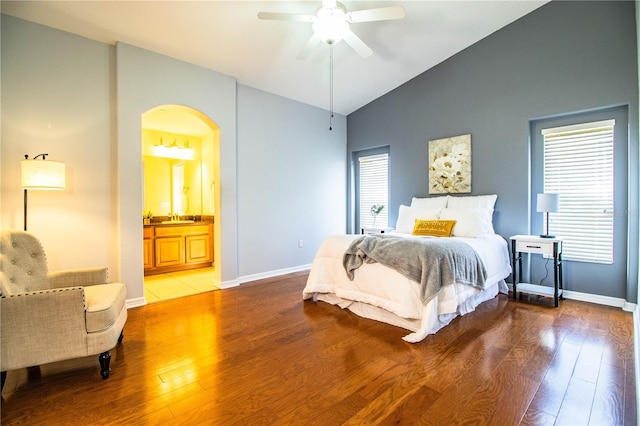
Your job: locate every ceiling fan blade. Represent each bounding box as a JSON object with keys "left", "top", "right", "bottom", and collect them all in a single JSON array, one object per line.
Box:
[
  {"left": 257, "top": 12, "right": 315, "bottom": 22},
  {"left": 343, "top": 31, "right": 373, "bottom": 58},
  {"left": 346, "top": 6, "right": 405, "bottom": 23},
  {"left": 296, "top": 33, "right": 322, "bottom": 60}
]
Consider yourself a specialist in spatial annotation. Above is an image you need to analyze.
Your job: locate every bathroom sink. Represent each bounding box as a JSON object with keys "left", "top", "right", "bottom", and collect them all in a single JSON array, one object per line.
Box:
[{"left": 161, "top": 220, "right": 195, "bottom": 224}]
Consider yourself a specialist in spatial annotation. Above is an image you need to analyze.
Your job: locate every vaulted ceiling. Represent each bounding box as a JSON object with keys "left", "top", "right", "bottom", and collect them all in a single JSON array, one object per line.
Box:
[{"left": 2, "top": 1, "right": 548, "bottom": 116}]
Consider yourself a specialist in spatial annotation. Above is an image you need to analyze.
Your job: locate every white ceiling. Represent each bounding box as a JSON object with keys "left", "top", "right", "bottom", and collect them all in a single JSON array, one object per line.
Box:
[{"left": 2, "top": 1, "right": 548, "bottom": 116}]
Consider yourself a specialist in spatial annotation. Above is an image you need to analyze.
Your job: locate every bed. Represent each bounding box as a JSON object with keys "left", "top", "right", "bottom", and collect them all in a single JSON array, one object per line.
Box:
[{"left": 302, "top": 194, "right": 512, "bottom": 343}]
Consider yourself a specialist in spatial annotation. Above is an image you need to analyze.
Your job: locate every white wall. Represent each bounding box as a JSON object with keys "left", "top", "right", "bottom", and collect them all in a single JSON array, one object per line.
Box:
[
  {"left": 1, "top": 15, "right": 349, "bottom": 304},
  {"left": 116, "top": 42, "right": 237, "bottom": 301},
  {"left": 237, "top": 85, "right": 347, "bottom": 279},
  {"left": 1, "top": 15, "right": 118, "bottom": 273}
]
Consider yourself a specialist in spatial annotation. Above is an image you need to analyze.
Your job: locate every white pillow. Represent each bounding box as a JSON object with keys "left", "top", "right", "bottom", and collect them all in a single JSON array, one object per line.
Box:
[
  {"left": 439, "top": 207, "right": 495, "bottom": 237},
  {"left": 447, "top": 194, "right": 498, "bottom": 210},
  {"left": 411, "top": 196, "right": 448, "bottom": 210},
  {"left": 395, "top": 205, "right": 441, "bottom": 233}
]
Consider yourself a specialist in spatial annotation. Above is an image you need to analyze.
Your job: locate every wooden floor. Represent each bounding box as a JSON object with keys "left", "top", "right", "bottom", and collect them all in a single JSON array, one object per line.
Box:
[{"left": 1, "top": 271, "right": 636, "bottom": 425}]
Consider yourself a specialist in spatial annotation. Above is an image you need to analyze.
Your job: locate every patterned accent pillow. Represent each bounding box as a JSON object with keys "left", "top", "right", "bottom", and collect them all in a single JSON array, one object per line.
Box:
[{"left": 412, "top": 220, "right": 456, "bottom": 237}]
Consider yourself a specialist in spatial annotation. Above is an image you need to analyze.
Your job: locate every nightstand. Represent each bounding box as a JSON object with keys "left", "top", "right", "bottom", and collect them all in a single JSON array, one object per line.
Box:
[
  {"left": 361, "top": 227, "right": 394, "bottom": 235},
  {"left": 510, "top": 235, "right": 564, "bottom": 307}
]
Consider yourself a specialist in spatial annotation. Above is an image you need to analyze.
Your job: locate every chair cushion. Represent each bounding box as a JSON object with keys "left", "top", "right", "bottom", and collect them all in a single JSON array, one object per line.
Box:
[{"left": 84, "top": 283, "right": 127, "bottom": 333}]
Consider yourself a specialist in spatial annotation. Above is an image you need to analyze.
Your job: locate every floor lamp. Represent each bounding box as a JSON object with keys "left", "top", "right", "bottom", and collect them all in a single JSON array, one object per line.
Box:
[
  {"left": 536, "top": 193, "right": 559, "bottom": 238},
  {"left": 21, "top": 154, "right": 66, "bottom": 231}
]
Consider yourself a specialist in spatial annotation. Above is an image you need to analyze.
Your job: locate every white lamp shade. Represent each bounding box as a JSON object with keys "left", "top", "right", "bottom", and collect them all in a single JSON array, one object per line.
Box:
[
  {"left": 537, "top": 193, "right": 559, "bottom": 213},
  {"left": 21, "top": 159, "right": 66, "bottom": 190}
]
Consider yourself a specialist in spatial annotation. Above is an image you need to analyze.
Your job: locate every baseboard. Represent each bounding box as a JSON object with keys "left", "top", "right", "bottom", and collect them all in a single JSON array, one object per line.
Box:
[
  {"left": 507, "top": 283, "right": 633, "bottom": 309},
  {"left": 562, "top": 289, "right": 629, "bottom": 308},
  {"left": 237, "top": 264, "right": 312, "bottom": 285},
  {"left": 219, "top": 279, "right": 239, "bottom": 289},
  {"left": 126, "top": 296, "right": 146, "bottom": 309}
]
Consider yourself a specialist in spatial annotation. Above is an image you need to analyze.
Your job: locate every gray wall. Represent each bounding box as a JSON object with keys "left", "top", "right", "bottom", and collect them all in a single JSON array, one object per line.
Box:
[{"left": 347, "top": 1, "right": 639, "bottom": 301}]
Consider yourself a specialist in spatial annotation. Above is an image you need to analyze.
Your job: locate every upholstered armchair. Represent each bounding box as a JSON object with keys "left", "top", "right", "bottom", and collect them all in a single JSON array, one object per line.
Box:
[{"left": 0, "top": 230, "right": 127, "bottom": 390}]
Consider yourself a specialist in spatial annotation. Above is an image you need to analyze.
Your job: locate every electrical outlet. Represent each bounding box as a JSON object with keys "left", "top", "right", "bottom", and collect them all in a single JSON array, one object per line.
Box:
[{"left": 298, "top": 239, "right": 303, "bottom": 248}]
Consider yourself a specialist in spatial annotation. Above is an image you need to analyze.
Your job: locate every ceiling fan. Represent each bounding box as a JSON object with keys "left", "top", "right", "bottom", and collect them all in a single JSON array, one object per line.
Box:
[{"left": 258, "top": 0, "right": 405, "bottom": 59}]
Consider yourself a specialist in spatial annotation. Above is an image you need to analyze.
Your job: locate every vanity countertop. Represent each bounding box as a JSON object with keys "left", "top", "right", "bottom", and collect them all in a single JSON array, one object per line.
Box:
[{"left": 145, "top": 218, "right": 214, "bottom": 227}]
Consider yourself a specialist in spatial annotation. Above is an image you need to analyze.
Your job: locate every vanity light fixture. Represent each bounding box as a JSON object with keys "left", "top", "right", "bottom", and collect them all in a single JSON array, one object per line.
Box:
[
  {"left": 21, "top": 154, "right": 66, "bottom": 230},
  {"left": 537, "top": 193, "right": 559, "bottom": 238},
  {"left": 152, "top": 137, "right": 194, "bottom": 160}
]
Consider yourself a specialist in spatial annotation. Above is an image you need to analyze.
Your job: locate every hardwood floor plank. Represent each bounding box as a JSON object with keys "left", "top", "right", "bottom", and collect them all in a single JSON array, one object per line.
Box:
[
  {"left": 276, "top": 356, "right": 400, "bottom": 419},
  {"left": 463, "top": 317, "right": 554, "bottom": 424},
  {"left": 377, "top": 385, "right": 441, "bottom": 425},
  {"left": 298, "top": 392, "right": 370, "bottom": 426},
  {"left": 521, "top": 407, "right": 558, "bottom": 425},
  {"left": 344, "top": 380, "right": 433, "bottom": 425},
  {"left": 487, "top": 374, "right": 541, "bottom": 425},
  {"left": 356, "top": 362, "right": 418, "bottom": 403},
  {"left": 589, "top": 361, "right": 626, "bottom": 425},
  {"left": 554, "top": 377, "right": 596, "bottom": 425},
  {"left": 417, "top": 345, "right": 510, "bottom": 423},
  {"left": 528, "top": 339, "right": 582, "bottom": 417},
  {"left": 625, "top": 366, "right": 638, "bottom": 426},
  {"left": 1, "top": 272, "right": 635, "bottom": 425},
  {"left": 230, "top": 407, "right": 279, "bottom": 426},
  {"left": 572, "top": 342, "right": 604, "bottom": 384},
  {"left": 437, "top": 311, "right": 548, "bottom": 424}
]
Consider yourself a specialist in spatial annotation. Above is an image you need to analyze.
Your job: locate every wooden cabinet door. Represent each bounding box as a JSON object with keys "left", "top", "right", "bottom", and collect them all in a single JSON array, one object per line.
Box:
[
  {"left": 143, "top": 238, "right": 154, "bottom": 270},
  {"left": 155, "top": 236, "right": 184, "bottom": 267},
  {"left": 185, "top": 234, "right": 212, "bottom": 264}
]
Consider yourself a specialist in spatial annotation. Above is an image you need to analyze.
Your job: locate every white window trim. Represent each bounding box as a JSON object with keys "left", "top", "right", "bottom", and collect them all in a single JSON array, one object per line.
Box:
[
  {"left": 542, "top": 120, "right": 615, "bottom": 264},
  {"left": 358, "top": 152, "right": 389, "bottom": 230}
]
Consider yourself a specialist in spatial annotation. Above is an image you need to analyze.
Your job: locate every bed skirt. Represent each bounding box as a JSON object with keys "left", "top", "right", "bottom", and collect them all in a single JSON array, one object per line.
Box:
[{"left": 309, "top": 280, "right": 508, "bottom": 343}]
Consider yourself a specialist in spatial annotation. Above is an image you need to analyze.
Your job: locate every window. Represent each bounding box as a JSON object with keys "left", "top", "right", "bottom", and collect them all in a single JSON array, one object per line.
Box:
[
  {"left": 355, "top": 150, "right": 389, "bottom": 230},
  {"left": 541, "top": 119, "right": 614, "bottom": 264}
]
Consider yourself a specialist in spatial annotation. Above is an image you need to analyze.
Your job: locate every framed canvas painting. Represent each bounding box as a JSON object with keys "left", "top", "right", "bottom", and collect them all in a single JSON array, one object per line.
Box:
[{"left": 428, "top": 134, "right": 471, "bottom": 194}]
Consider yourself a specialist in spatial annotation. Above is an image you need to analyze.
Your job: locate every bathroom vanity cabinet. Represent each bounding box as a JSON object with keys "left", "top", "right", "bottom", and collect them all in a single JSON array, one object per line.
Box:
[{"left": 144, "top": 222, "right": 213, "bottom": 275}]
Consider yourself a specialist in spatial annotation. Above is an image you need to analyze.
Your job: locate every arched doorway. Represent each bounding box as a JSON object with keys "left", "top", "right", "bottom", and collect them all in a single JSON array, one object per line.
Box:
[{"left": 140, "top": 105, "right": 221, "bottom": 302}]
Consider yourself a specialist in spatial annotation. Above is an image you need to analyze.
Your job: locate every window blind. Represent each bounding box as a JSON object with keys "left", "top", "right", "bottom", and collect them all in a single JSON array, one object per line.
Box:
[
  {"left": 542, "top": 119, "right": 614, "bottom": 264},
  {"left": 359, "top": 153, "right": 389, "bottom": 229}
]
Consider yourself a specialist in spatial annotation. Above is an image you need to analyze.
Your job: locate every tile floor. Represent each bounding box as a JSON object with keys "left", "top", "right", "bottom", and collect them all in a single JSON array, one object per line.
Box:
[{"left": 144, "top": 267, "right": 218, "bottom": 303}]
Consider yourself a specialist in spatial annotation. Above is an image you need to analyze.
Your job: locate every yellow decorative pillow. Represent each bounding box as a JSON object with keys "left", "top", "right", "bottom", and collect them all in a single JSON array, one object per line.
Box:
[{"left": 412, "top": 219, "right": 457, "bottom": 237}]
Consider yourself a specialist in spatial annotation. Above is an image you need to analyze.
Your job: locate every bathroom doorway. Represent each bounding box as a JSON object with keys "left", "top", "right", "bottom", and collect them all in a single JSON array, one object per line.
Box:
[{"left": 141, "top": 105, "right": 221, "bottom": 303}]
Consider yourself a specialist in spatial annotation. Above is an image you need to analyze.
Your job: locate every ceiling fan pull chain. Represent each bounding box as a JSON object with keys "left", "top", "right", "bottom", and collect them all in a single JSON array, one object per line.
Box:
[{"left": 329, "top": 43, "right": 334, "bottom": 131}]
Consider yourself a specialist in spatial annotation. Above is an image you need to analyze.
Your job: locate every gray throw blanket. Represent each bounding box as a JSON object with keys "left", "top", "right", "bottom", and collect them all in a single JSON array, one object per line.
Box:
[{"left": 343, "top": 234, "right": 487, "bottom": 304}]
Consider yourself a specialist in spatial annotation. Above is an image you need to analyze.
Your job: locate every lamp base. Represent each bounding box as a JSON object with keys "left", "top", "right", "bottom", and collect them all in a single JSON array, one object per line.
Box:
[{"left": 539, "top": 234, "right": 555, "bottom": 239}]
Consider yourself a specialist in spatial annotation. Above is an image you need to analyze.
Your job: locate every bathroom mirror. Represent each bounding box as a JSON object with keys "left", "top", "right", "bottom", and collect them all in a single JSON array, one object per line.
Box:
[
  {"left": 143, "top": 156, "right": 202, "bottom": 217},
  {"left": 141, "top": 123, "right": 215, "bottom": 220}
]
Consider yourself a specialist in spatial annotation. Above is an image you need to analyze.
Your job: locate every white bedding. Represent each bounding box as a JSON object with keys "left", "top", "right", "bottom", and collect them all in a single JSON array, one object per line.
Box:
[{"left": 302, "top": 233, "right": 512, "bottom": 342}]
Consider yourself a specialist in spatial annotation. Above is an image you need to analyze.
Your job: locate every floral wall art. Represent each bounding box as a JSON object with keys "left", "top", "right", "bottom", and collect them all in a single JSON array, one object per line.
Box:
[{"left": 428, "top": 134, "right": 471, "bottom": 194}]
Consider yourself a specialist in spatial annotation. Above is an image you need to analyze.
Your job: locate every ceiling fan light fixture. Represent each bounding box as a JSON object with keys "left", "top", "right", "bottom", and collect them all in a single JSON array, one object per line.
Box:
[{"left": 313, "top": 8, "right": 349, "bottom": 45}]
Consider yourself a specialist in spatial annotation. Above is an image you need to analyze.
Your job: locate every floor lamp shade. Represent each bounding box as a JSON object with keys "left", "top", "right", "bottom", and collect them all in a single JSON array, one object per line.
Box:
[
  {"left": 21, "top": 159, "right": 66, "bottom": 190},
  {"left": 21, "top": 157, "right": 66, "bottom": 231},
  {"left": 536, "top": 193, "right": 559, "bottom": 238}
]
